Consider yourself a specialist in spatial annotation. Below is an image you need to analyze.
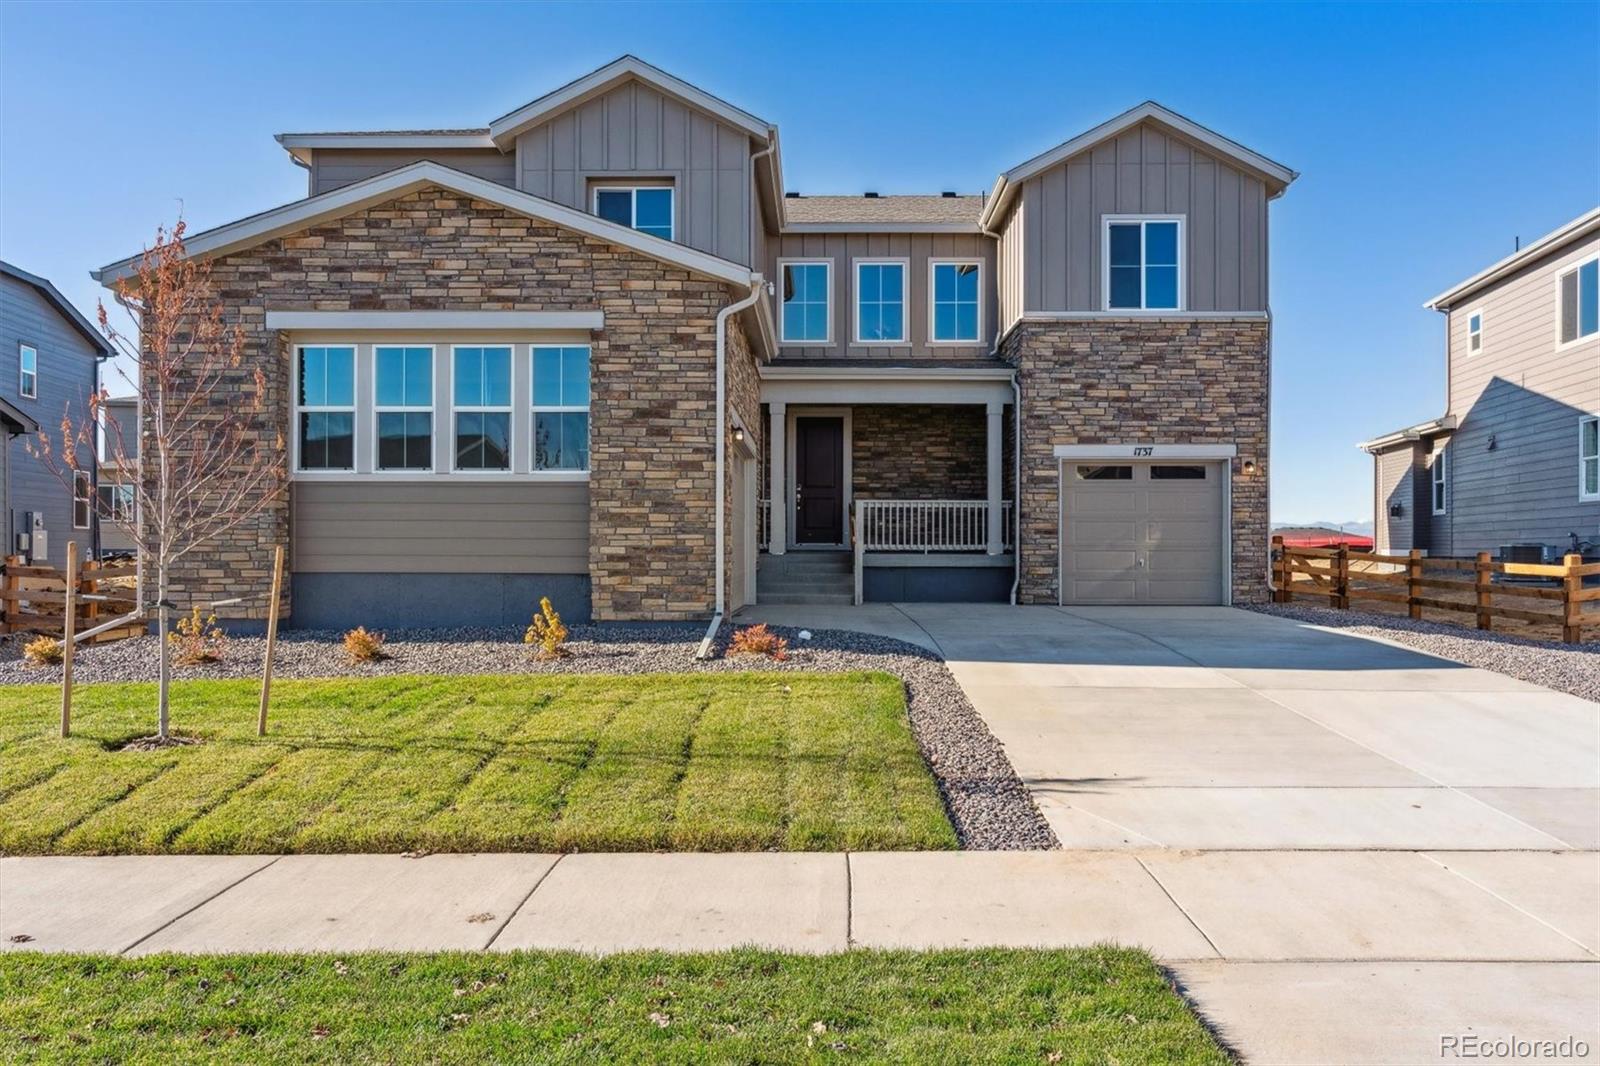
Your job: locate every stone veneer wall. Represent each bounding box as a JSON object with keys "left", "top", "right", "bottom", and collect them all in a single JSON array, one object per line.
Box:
[
  {"left": 1001, "top": 318, "right": 1270, "bottom": 605},
  {"left": 183, "top": 185, "right": 749, "bottom": 622},
  {"left": 724, "top": 314, "right": 762, "bottom": 608}
]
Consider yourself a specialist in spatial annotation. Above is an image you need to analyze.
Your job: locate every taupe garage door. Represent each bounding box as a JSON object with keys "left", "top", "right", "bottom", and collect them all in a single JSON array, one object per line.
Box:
[{"left": 1060, "top": 461, "right": 1226, "bottom": 604}]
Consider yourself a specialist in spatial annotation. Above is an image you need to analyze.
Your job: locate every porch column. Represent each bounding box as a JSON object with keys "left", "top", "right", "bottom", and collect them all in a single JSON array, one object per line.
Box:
[
  {"left": 986, "top": 400, "right": 1004, "bottom": 555},
  {"left": 769, "top": 401, "right": 787, "bottom": 555}
]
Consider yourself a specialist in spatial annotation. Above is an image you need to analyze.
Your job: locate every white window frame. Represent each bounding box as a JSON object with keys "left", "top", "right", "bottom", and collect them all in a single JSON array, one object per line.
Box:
[
  {"left": 777, "top": 258, "right": 833, "bottom": 346},
  {"left": 531, "top": 344, "right": 591, "bottom": 473},
  {"left": 72, "top": 470, "right": 92, "bottom": 529},
  {"left": 852, "top": 257, "right": 910, "bottom": 345},
  {"left": 1555, "top": 253, "right": 1600, "bottom": 350},
  {"left": 97, "top": 482, "right": 135, "bottom": 523},
  {"left": 927, "top": 259, "right": 984, "bottom": 346},
  {"left": 1102, "top": 214, "right": 1186, "bottom": 313},
  {"left": 292, "top": 344, "right": 357, "bottom": 473},
  {"left": 1431, "top": 447, "right": 1449, "bottom": 515},
  {"left": 1581, "top": 415, "right": 1600, "bottom": 503},
  {"left": 447, "top": 344, "right": 515, "bottom": 475},
  {"left": 372, "top": 344, "right": 436, "bottom": 472},
  {"left": 18, "top": 343, "right": 37, "bottom": 400},
  {"left": 1465, "top": 308, "right": 1484, "bottom": 357},
  {"left": 591, "top": 184, "right": 675, "bottom": 241}
]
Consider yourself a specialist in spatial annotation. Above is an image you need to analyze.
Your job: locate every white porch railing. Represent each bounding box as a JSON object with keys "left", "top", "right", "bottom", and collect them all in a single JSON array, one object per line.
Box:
[
  {"left": 852, "top": 499, "right": 1014, "bottom": 604},
  {"left": 758, "top": 498, "right": 771, "bottom": 551}
]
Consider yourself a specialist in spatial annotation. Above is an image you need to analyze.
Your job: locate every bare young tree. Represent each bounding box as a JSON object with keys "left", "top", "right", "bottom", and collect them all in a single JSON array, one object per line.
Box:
[{"left": 35, "top": 221, "right": 285, "bottom": 742}]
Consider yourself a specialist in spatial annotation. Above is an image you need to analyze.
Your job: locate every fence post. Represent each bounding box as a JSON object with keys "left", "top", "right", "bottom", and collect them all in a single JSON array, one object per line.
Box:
[
  {"left": 2, "top": 555, "right": 18, "bottom": 633},
  {"left": 258, "top": 545, "right": 285, "bottom": 737},
  {"left": 61, "top": 541, "right": 77, "bottom": 739},
  {"left": 1474, "top": 551, "right": 1492, "bottom": 631},
  {"left": 1271, "top": 535, "right": 1286, "bottom": 602},
  {"left": 1563, "top": 553, "right": 1583, "bottom": 644},
  {"left": 1335, "top": 544, "right": 1350, "bottom": 610},
  {"left": 1407, "top": 549, "right": 1423, "bottom": 620}
]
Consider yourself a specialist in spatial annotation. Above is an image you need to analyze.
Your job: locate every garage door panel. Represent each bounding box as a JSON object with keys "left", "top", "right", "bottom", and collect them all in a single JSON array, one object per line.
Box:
[
  {"left": 1074, "top": 522, "right": 1141, "bottom": 549},
  {"left": 1068, "top": 578, "right": 1139, "bottom": 601},
  {"left": 1144, "top": 518, "right": 1220, "bottom": 547},
  {"left": 1072, "top": 549, "right": 1138, "bottom": 572}
]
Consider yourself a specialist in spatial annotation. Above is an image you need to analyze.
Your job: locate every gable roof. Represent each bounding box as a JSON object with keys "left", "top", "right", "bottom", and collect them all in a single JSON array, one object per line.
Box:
[
  {"left": 488, "top": 55, "right": 772, "bottom": 149},
  {"left": 782, "top": 195, "right": 982, "bottom": 228},
  {"left": 0, "top": 394, "right": 39, "bottom": 435},
  {"left": 92, "top": 160, "right": 758, "bottom": 289},
  {"left": 1424, "top": 206, "right": 1600, "bottom": 311},
  {"left": 0, "top": 260, "right": 112, "bottom": 358},
  {"left": 978, "top": 101, "right": 1298, "bottom": 230}
]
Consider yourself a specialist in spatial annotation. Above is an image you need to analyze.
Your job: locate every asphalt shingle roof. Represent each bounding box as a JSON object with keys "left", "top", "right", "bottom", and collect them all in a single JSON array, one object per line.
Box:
[{"left": 782, "top": 195, "right": 982, "bottom": 225}]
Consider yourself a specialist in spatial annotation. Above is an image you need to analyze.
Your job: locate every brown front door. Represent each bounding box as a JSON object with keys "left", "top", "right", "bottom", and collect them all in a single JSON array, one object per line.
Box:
[{"left": 795, "top": 416, "right": 844, "bottom": 544}]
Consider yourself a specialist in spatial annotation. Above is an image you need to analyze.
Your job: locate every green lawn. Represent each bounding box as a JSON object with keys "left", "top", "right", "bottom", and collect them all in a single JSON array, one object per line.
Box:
[
  {"left": 0, "top": 948, "right": 1228, "bottom": 1064},
  {"left": 0, "top": 673, "right": 956, "bottom": 854}
]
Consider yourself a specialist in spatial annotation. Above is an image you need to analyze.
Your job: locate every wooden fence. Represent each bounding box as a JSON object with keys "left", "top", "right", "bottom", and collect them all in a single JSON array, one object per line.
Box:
[
  {"left": 1, "top": 556, "right": 144, "bottom": 642},
  {"left": 1271, "top": 536, "right": 1600, "bottom": 644}
]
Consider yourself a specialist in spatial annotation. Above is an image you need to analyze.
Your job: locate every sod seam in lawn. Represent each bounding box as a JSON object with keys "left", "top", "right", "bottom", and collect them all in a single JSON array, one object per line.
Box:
[
  {"left": 0, "top": 948, "right": 1230, "bottom": 1065},
  {"left": 0, "top": 673, "right": 957, "bottom": 855}
]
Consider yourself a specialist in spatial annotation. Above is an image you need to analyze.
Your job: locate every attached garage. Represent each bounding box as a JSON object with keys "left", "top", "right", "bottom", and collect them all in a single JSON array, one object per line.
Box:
[{"left": 1057, "top": 446, "right": 1233, "bottom": 605}]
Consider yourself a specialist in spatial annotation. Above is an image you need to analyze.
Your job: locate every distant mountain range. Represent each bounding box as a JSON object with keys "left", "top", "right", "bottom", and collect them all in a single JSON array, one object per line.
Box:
[{"left": 1273, "top": 519, "right": 1375, "bottom": 536}]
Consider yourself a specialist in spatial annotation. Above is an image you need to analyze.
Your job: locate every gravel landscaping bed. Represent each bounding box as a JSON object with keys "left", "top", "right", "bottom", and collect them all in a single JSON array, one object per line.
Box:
[
  {"left": 1247, "top": 603, "right": 1600, "bottom": 703},
  {"left": 0, "top": 623, "right": 1058, "bottom": 851}
]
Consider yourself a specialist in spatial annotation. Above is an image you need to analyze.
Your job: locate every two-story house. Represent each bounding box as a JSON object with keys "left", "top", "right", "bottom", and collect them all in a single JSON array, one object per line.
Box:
[
  {"left": 1362, "top": 207, "right": 1600, "bottom": 560},
  {"left": 0, "top": 261, "right": 108, "bottom": 565},
  {"left": 92, "top": 56, "right": 1295, "bottom": 628},
  {"left": 96, "top": 395, "right": 139, "bottom": 557}
]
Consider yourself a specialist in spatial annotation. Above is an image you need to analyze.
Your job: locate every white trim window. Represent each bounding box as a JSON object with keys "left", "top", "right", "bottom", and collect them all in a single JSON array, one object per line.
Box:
[
  {"left": 1431, "top": 447, "right": 1449, "bottom": 515},
  {"left": 779, "top": 260, "right": 831, "bottom": 344},
  {"left": 295, "top": 345, "right": 356, "bottom": 471},
  {"left": 451, "top": 345, "right": 513, "bottom": 471},
  {"left": 1466, "top": 309, "right": 1484, "bottom": 356},
  {"left": 1557, "top": 255, "right": 1599, "bottom": 346},
  {"left": 374, "top": 345, "right": 434, "bottom": 471},
  {"left": 593, "top": 185, "right": 674, "bottom": 240},
  {"left": 97, "top": 482, "right": 135, "bottom": 522},
  {"left": 854, "top": 259, "right": 907, "bottom": 344},
  {"left": 532, "top": 345, "right": 590, "bottom": 471},
  {"left": 18, "top": 343, "right": 37, "bottom": 400},
  {"left": 1104, "top": 216, "right": 1183, "bottom": 311},
  {"left": 929, "top": 260, "right": 982, "bottom": 343},
  {"left": 1581, "top": 415, "right": 1599, "bottom": 502},
  {"left": 72, "top": 470, "right": 92, "bottom": 529}
]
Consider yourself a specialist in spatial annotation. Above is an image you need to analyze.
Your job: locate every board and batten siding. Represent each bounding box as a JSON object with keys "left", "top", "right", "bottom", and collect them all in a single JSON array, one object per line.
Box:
[
  {"left": 1437, "top": 229, "right": 1600, "bottom": 554},
  {"left": 1373, "top": 443, "right": 1417, "bottom": 554},
  {"left": 767, "top": 231, "right": 998, "bottom": 360},
  {"left": 997, "top": 197, "right": 1026, "bottom": 336},
  {"left": 291, "top": 481, "right": 589, "bottom": 574},
  {"left": 515, "top": 80, "right": 754, "bottom": 266},
  {"left": 1016, "top": 124, "right": 1269, "bottom": 314},
  {"left": 308, "top": 149, "right": 516, "bottom": 196}
]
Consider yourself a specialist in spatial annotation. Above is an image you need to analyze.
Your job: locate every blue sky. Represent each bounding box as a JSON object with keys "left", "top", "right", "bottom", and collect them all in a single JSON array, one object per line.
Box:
[{"left": 2, "top": 1, "right": 1596, "bottom": 525}]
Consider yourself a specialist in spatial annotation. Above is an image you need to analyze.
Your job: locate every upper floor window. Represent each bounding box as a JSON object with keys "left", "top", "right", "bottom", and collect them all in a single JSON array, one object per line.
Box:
[
  {"left": 1582, "top": 415, "right": 1599, "bottom": 502},
  {"left": 72, "top": 470, "right": 92, "bottom": 529},
  {"left": 594, "top": 185, "right": 674, "bottom": 241},
  {"left": 1466, "top": 310, "right": 1484, "bottom": 356},
  {"left": 19, "top": 343, "right": 37, "bottom": 399},
  {"left": 98, "top": 482, "right": 135, "bottom": 523},
  {"left": 930, "top": 261, "right": 981, "bottom": 343},
  {"left": 780, "top": 260, "right": 831, "bottom": 344},
  {"left": 452, "top": 346, "right": 512, "bottom": 471},
  {"left": 375, "top": 345, "right": 434, "bottom": 471},
  {"left": 533, "top": 345, "right": 590, "bottom": 472},
  {"left": 295, "top": 345, "right": 355, "bottom": 471},
  {"left": 1558, "top": 255, "right": 1598, "bottom": 346},
  {"left": 855, "top": 260, "right": 906, "bottom": 344},
  {"left": 1431, "top": 447, "right": 1449, "bottom": 515},
  {"left": 1105, "top": 217, "right": 1182, "bottom": 311}
]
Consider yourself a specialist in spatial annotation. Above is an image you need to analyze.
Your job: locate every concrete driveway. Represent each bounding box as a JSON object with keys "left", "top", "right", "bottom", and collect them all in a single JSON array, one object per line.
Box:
[{"left": 740, "top": 602, "right": 1600, "bottom": 1063}]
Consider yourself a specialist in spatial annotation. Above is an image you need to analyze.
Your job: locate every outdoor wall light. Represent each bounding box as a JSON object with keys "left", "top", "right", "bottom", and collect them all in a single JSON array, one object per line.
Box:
[
  {"left": 732, "top": 426, "right": 745, "bottom": 444},
  {"left": 1242, "top": 459, "right": 1257, "bottom": 475},
  {"left": 1389, "top": 501, "right": 1404, "bottom": 518},
  {"left": 1487, "top": 433, "right": 1497, "bottom": 451}
]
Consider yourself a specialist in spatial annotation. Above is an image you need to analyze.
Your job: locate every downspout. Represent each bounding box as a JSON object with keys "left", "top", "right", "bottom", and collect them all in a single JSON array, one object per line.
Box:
[
  {"left": 978, "top": 209, "right": 1022, "bottom": 606},
  {"left": 696, "top": 276, "right": 768, "bottom": 660}
]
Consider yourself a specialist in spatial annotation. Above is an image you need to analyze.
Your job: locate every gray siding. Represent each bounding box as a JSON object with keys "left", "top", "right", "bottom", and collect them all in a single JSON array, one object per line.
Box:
[
  {"left": 0, "top": 275, "right": 99, "bottom": 562},
  {"left": 998, "top": 197, "right": 1026, "bottom": 335},
  {"left": 767, "top": 232, "right": 999, "bottom": 360},
  {"left": 308, "top": 148, "right": 515, "bottom": 196},
  {"left": 1373, "top": 443, "right": 1419, "bottom": 553},
  {"left": 1437, "top": 230, "right": 1600, "bottom": 554},
  {"left": 515, "top": 80, "right": 754, "bottom": 265},
  {"left": 291, "top": 480, "right": 589, "bottom": 574},
  {"left": 1016, "top": 123, "right": 1269, "bottom": 313}
]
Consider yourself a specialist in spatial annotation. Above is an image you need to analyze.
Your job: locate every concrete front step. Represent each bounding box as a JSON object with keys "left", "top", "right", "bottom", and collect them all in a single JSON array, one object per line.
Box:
[{"left": 755, "top": 592, "right": 855, "bottom": 605}]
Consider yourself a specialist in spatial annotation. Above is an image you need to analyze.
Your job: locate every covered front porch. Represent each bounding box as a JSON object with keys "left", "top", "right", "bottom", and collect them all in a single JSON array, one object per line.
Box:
[{"left": 754, "top": 363, "right": 1016, "bottom": 606}]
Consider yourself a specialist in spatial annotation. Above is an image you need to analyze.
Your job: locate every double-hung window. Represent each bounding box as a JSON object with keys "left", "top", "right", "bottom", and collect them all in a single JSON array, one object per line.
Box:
[
  {"left": 930, "top": 261, "right": 981, "bottom": 343},
  {"left": 1431, "top": 447, "right": 1449, "bottom": 515},
  {"left": 72, "top": 471, "right": 92, "bottom": 529},
  {"left": 855, "top": 260, "right": 906, "bottom": 343},
  {"left": 452, "top": 346, "right": 512, "bottom": 471},
  {"left": 97, "top": 482, "right": 134, "bottom": 522},
  {"left": 1466, "top": 310, "right": 1484, "bottom": 355},
  {"left": 1558, "top": 255, "right": 1599, "bottom": 346},
  {"left": 594, "top": 185, "right": 674, "bottom": 240},
  {"left": 1581, "top": 416, "right": 1599, "bottom": 502},
  {"left": 780, "top": 261, "right": 831, "bottom": 344},
  {"left": 296, "top": 345, "right": 355, "bottom": 471},
  {"left": 532, "top": 345, "right": 590, "bottom": 471},
  {"left": 1106, "top": 217, "right": 1182, "bottom": 311},
  {"left": 374, "top": 345, "right": 434, "bottom": 470},
  {"left": 19, "top": 343, "right": 37, "bottom": 399}
]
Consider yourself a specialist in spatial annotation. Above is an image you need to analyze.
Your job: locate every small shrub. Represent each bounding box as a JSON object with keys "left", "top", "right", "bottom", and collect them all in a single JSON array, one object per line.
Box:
[
  {"left": 168, "top": 607, "right": 227, "bottom": 666},
  {"left": 523, "top": 596, "right": 571, "bottom": 660},
  {"left": 22, "top": 636, "right": 63, "bottom": 667},
  {"left": 342, "top": 626, "right": 386, "bottom": 664},
  {"left": 728, "top": 623, "right": 788, "bottom": 662}
]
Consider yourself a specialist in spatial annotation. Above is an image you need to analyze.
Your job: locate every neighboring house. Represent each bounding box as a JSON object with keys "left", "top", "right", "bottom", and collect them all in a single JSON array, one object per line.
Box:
[
  {"left": 92, "top": 56, "right": 1295, "bottom": 628},
  {"left": 97, "top": 396, "right": 139, "bottom": 556},
  {"left": 1361, "top": 208, "right": 1600, "bottom": 559},
  {"left": 0, "top": 261, "right": 108, "bottom": 564}
]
